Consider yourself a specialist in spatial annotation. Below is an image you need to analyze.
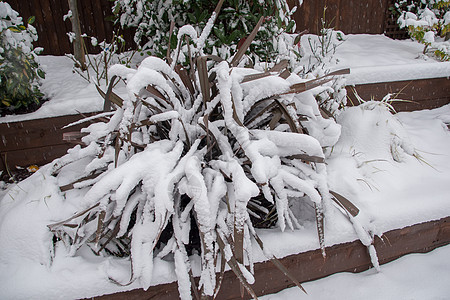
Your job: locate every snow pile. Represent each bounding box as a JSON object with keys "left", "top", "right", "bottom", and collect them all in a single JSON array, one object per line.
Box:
[
  {"left": 40, "top": 51, "right": 345, "bottom": 298},
  {"left": 1, "top": 101, "right": 450, "bottom": 299},
  {"left": 2, "top": 13, "right": 354, "bottom": 297}
]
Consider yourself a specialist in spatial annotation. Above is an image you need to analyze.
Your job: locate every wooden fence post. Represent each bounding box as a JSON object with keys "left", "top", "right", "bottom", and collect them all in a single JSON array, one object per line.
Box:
[{"left": 67, "top": 0, "right": 87, "bottom": 70}]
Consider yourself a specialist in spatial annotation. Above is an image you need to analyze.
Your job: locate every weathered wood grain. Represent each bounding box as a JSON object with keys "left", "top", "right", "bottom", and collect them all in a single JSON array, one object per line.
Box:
[
  {"left": 346, "top": 77, "right": 450, "bottom": 112},
  {"left": 0, "top": 113, "right": 96, "bottom": 171},
  {"left": 92, "top": 216, "right": 450, "bottom": 300}
]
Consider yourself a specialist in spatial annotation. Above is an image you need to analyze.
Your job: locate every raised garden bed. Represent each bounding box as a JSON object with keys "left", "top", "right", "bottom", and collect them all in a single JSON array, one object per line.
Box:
[
  {"left": 94, "top": 216, "right": 450, "bottom": 300},
  {"left": 1, "top": 77, "right": 448, "bottom": 173},
  {"left": 346, "top": 77, "right": 450, "bottom": 112},
  {"left": 1, "top": 31, "right": 449, "bottom": 299},
  {"left": 0, "top": 113, "right": 95, "bottom": 173}
]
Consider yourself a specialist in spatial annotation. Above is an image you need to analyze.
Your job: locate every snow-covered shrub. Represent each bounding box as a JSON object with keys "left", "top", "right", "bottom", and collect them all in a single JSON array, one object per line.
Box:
[
  {"left": 45, "top": 8, "right": 366, "bottom": 298},
  {"left": 397, "top": 0, "right": 450, "bottom": 61},
  {"left": 299, "top": 8, "right": 348, "bottom": 117},
  {"left": 0, "top": 1, "right": 45, "bottom": 113},
  {"left": 336, "top": 101, "right": 417, "bottom": 165},
  {"left": 112, "top": 0, "right": 299, "bottom": 64}
]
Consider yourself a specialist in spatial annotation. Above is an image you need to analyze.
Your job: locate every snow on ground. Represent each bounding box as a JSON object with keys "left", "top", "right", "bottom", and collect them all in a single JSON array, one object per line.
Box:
[
  {"left": 0, "top": 56, "right": 104, "bottom": 123},
  {"left": 0, "top": 103, "right": 449, "bottom": 299},
  {"left": 252, "top": 103, "right": 450, "bottom": 260},
  {"left": 0, "top": 34, "right": 449, "bottom": 124},
  {"left": 261, "top": 243, "right": 450, "bottom": 300},
  {"left": 0, "top": 33, "right": 449, "bottom": 299},
  {"left": 329, "top": 34, "right": 450, "bottom": 85},
  {"left": 0, "top": 56, "right": 129, "bottom": 123}
]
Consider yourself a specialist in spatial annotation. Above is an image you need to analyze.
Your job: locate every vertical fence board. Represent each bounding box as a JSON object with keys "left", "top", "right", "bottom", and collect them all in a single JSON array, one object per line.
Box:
[
  {"left": 27, "top": 0, "right": 51, "bottom": 54},
  {"left": 351, "top": 0, "right": 362, "bottom": 33},
  {"left": 367, "top": 0, "right": 378, "bottom": 33},
  {"left": 92, "top": 0, "right": 107, "bottom": 45},
  {"left": 360, "top": 2, "right": 370, "bottom": 33},
  {"left": 380, "top": 0, "right": 389, "bottom": 34},
  {"left": 39, "top": 0, "right": 61, "bottom": 54},
  {"left": 49, "top": 0, "right": 72, "bottom": 55},
  {"left": 82, "top": 0, "right": 99, "bottom": 53},
  {"left": 292, "top": 0, "right": 309, "bottom": 32},
  {"left": 339, "top": 0, "right": 353, "bottom": 33},
  {"left": 100, "top": 0, "right": 114, "bottom": 40},
  {"left": 326, "top": 0, "right": 340, "bottom": 30}
]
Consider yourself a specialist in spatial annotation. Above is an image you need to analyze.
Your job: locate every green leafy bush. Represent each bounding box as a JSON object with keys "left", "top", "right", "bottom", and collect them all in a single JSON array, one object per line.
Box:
[
  {"left": 47, "top": 6, "right": 375, "bottom": 299},
  {"left": 0, "top": 1, "right": 45, "bottom": 113},
  {"left": 112, "top": 0, "right": 297, "bottom": 63},
  {"left": 397, "top": 0, "right": 450, "bottom": 60}
]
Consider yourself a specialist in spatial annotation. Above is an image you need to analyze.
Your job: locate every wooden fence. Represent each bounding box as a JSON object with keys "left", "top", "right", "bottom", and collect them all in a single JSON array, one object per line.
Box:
[
  {"left": 291, "top": 0, "right": 408, "bottom": 38},
  {"left": 4, "top": 0, "right": 134, "bottom": 55},
  {"left": 6, "top": 0, "right": 407, "bottom": 56}
]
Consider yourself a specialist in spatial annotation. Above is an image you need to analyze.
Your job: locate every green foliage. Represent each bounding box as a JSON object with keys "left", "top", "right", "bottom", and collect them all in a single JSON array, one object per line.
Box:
[
  {"left": 0, "top": 1, "right": 45, "bottom": 113},
  {"left": 112, "top": 0, "right": 297, "bottom": 63},
  {"left": 46, "top": 6, "right": 368, "bottom": 298},
  {"left": 0, "top": 47, "right": 44, "bottom": 109},
  {"left": 396, "top": 0, "right": 450, "bottom": 60}
]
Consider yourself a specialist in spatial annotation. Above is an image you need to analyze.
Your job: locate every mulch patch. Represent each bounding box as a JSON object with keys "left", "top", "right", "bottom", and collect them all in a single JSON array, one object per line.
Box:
[{"left": 0, "top": 166, "right": 36, "bottom": 184}]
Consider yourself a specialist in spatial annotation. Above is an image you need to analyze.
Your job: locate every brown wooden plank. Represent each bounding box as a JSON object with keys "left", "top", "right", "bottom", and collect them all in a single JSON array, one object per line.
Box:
[
  {"left": 290, "top": 0, "right": 309, "bottom": 33},
  {"left": 40, "top": 0, "right": 61, "bottom": 55},
  {"left": 346, "top": 77, "right": 450, "bottom": 112},
  {"left": 380, "top": 0, "right": 390, "bottom": 35},
  {"left": 77, "top": 0, "right": 92, "bottom": 53},
  {"left": 338, "top": 0, "right": 353, "bottom": 34},
  {"left": 100, "top": 0, "right": 114, "bottom": 42},
  {"left": 351, "top": 0, "right": 362, "bottom": 33},
  {"left": 0, "top": 144, "right": 73, "bottom": 170},
  {"left": 28, "top": 0, "right": 52, "bottom": 55},
  {"left": 311, "top": 0, "right": 322, "bottom": 34},
  {"left": 92, "top": 216, "right": 450, "bottom": 300},
  {"left": 360, "top": 2, "right": 370, "bottom": 33},
  {"left": 91, "top": 0, "right": 107, "bottom": 44},
  {"left": 0, "top": 113, "right": 97, "bottom": 153},
  {"left": 374, "top": 0, "right": 388, "bottom": 34},
  {"left": 61, "top": 0, "right": 73, "bottom": 48},
  {"left": 49, "top": 0, "right": 72, "bottom": 55},
  {"left": 325, "top": 0, "right": 340, "bottom": 30},
  {"left": 87, "top": 0, "right": 101, "bottom": 53}
]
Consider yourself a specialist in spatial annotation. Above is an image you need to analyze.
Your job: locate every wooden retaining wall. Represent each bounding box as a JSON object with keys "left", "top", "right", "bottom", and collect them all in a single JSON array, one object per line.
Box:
[
  {"left": 92, "top": 216, "right": 450, "bottom": 299},
  {"left": 1, "top": 77, "right": 449, "bottom": 173},
  {"left": 346, "top": 77, "right": 450, "bottom": 112},
  {"left": 0, "top": 114, "right": 91, "bottom": 172},
  {"left": 6, "top": 0, "right": 405, "bottom": 56}
]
